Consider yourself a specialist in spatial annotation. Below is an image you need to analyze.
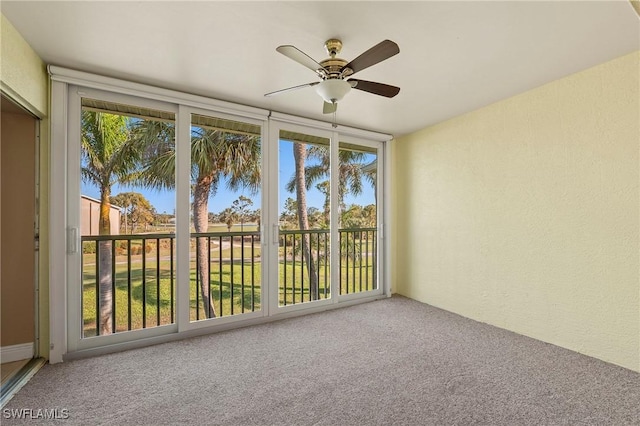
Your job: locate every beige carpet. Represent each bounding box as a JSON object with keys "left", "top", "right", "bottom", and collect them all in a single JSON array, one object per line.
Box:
[{"left": 3, "top": 296, "right": 639, "bottom": 425}]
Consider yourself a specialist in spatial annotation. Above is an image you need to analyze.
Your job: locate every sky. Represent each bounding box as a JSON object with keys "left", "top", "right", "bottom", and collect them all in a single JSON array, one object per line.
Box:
[{"left": 81, "top": 141, "right": 376, "bottom": 216}]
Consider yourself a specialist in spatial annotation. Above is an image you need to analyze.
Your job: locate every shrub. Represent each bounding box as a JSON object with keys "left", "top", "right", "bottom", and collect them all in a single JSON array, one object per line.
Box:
[{"left": 83, "top": 241, "right": 96, "bottom": 254}]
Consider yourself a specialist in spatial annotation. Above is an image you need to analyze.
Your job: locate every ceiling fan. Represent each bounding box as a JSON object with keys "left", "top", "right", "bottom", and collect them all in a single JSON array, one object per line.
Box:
[{"left": 265, "top": 39, "right": 400, "bottom": 114}]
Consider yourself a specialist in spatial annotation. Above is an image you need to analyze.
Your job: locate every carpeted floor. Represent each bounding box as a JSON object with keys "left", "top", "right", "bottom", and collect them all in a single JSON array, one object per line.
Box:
[{"left": 3, "top": 296, "right": 639, "bottom": 425}]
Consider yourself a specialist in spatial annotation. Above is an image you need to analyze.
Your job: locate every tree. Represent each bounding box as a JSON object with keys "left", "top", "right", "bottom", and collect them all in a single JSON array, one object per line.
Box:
[
  {"left": 316, "top": 180, "right": 330, "bottom": 227},
  {"left": 218, "top": 207, "right": 238, "bottom": 232},
  {"left": 154, "top": 211, "right": 174, "bottom": 229},
  {"left": 133, "top": 121, "right": 260, "bottom": 318},
  {"left": 363, "top": 204, "right": 377, "bottom": 228},
  {"left": 292, "top": 142, "right": 319, "bottom": 300},
  {"left": 249, "top": 208, "right": 261, "bottom": 234},
  {"left": 81, "top": 111, "right": 138, "bottom": 335},
  {"left": 286, "top": 145, "right": 369, "bottom": 219},
  {"left": 280, "top": 197, "right": 298, "bottom": 228},
  {"left": 110, "top": 192, "right": 155, "bottom": 234},
  {"left": 286, "top": 144, "right": 373, "bottom": 298},
  {"left": 231, "top": 195, "right": 253, "bottom": 232},
  {"left": 307, "top": 207, "right": 323, "bottom": 228},
  {"left": 208, "top": 212, "right": 220, "bottom": 224},
  {"left": 342, "top": 204, "right": 365, "bottom": 228}
]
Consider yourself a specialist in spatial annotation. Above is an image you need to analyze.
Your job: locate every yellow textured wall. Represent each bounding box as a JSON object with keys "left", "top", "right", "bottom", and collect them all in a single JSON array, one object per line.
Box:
[
  {"left": 392, "top": 51, "right": 640, "bottom": 372},
  {"left": 1, "top": 13, "right": 49, "bottom": 359},
  {"left": 0, "top": 14, "right": 47, "bottom": 116}
]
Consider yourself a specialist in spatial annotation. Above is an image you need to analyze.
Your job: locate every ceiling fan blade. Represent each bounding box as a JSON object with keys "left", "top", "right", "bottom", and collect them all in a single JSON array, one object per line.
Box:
[
  {"left": 344, "top": 40, "right": 399, "bottom": 75},
  {"left": 276, "top": 45, "right": 327, "bottom": 74},
  {"left": 323, "top": 101, "right": 337, "bottom": 114},
  {"left": 264, "top": 82, "right": 320, "bottom": 97},
  {"left": 349, "top": 79, "right": 400, "bottom": 98}
]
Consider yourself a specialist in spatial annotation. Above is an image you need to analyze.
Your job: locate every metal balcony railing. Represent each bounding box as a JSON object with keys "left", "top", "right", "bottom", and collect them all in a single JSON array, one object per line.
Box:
[{"left": 81, "top": 227, "right": 376, "bottom": 337}]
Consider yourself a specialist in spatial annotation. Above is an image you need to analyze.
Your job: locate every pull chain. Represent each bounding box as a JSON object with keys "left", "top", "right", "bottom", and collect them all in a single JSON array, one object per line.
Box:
[{"left": 332, "top": 108, "right": 337, "bottom": 128}]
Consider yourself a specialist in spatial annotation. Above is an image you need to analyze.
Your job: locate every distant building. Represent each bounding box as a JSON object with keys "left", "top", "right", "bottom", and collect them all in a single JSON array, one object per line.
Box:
[{"left": 81, "top": 195, "right": 121, "bottom": 236}]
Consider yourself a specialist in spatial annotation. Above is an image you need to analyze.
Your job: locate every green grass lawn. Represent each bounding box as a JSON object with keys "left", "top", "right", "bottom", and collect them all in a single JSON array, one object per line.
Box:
[
  {"left": 81, "top": 242, "right": 376, "bottom": 337},
  {"left": 82, "top": 259, "right": 262, "bottom": 336},
  {"left": 206, "top": 224, "right": 259, "bottom": 233}
]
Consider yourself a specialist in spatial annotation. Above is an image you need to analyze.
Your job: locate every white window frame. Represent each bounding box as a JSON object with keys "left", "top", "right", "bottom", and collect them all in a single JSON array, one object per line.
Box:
[
  {"left": 179, "top": 105, "right": 269, "bottom": 332},
  {"left": 49, "top": 66, "right": 391, "bottom": 362},
  {"left": 66, "top": 86, "right": 179, "bottom": 352},
  {"left": 334, "top": 134, "right": 385, "bottom": 303},
  {"left": 267, "top": 119, "right": 335, "bottom": 316}
]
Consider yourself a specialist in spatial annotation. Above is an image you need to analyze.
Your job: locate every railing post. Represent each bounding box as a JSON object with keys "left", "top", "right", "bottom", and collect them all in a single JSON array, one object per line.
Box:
[
  {"left": 95, "top": 246, "right": 100, "bottom": 336},
  {"left": 142, "top": 237, "right": 147, "bottom": 328},
  {"left": 111, "top": 240, "right": 116, "bottom": 333},
  {"left": 218, "top": 235, "right": 223, "bottom": 317},
  {"left": 156, "top": 238, "right": 161, "bottom": 327},
  {"left": 170, "top": 237, "right": 174, "bottom": 323}
]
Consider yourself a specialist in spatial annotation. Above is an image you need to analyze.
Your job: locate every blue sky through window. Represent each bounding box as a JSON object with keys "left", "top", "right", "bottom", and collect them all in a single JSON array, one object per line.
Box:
[{"left": 81, "top": 141, "right": 375, "bottom": 215}]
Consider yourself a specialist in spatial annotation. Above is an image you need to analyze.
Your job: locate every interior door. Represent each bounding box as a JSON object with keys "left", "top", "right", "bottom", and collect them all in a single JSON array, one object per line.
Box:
[{"left": 0, "top": 95, "right": 38, "bottom": 362}]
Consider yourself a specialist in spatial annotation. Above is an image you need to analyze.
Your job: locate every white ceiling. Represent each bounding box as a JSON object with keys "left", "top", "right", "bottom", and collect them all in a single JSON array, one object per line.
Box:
[{"left": 2, "top": 1, "right": 639, "bottom": 136}]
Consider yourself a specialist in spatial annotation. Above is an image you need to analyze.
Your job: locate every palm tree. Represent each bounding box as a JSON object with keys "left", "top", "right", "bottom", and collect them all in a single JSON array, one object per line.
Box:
[
  {"left": 133, "top": 121, "right": 260, "bottom": 318},
  {"left": 81, "top": 111, "right": 139, "bottom": 335},
  {"left": 292, "top": 142, "right": 319, "bottom": 300},
  {"left": 287, "top": 145, "right": 372, "bottom": 297},
  {"left": 287, "top": 145, "right": 369, "bottom": 217}
]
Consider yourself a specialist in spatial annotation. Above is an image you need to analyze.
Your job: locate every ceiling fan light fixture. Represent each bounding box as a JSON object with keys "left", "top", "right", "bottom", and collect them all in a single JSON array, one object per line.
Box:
[
  {"left": 269, "top": 39, "right": 400, "bottom": 113},
  {"left": 315, "top": 79, "right": 351, "bottom": 103}
]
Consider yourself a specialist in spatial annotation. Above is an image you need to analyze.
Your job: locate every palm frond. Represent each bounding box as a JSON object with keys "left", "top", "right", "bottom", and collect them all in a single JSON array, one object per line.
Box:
[
  {"left": 130, "top": 120, "right": 176, "bottom": 190},
  {"left": 287, "top": 142, "right": 372, "bottom": 203},
  {"left": 303, "top": 164, "right": 327, "bottom": 190},
  {"left": 80, "top": 167, "right": 102, "bottom": 186}
]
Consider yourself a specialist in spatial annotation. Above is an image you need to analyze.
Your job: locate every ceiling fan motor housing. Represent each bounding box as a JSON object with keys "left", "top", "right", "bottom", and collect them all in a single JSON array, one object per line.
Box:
[
  {"left": 320, "top": 58, "right": 352, "bottom": 78},
  {"left": 322, "top": 39, "right": 353, "bottom": 78}
]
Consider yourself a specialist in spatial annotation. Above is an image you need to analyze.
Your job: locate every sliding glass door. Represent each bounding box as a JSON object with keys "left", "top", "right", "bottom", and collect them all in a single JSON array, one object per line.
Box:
[
  {"left": 67, "top": 90, "right": 266, "bottom": 351},
  {"left": 187, "top": 110, "right": 264, "bottom": 324},
  {"left": 337, "top": 139, "right": 380, "bottom": 297},
  {"left": 277, "top": 127, "right": 333, "bottom": 309},
  {"left": 269, "top": 122, "right": 384, "bottom": 314},
  {"left": 62, "top": 78, "right": 384, "bottom": 356},
  {"left": 67, "top": 87, "right": 179, "bottom": 351}
]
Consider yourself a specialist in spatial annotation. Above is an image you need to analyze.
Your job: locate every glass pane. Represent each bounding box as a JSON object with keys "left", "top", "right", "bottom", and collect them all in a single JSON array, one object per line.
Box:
[
  {"left": 80, "top": 98, "right": 176, "bottom": 337},
  {"left": 278, "top": 130, "right": 330, "bottom": 306},
  {"left": 189, "top": 114, "right": 262, "bottom": 322},
  {"left": 338, "top": 142, "right": 378, "bottom": 294}
]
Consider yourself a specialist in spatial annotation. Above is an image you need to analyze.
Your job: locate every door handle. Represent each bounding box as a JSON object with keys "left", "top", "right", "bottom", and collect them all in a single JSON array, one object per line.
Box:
[
  {"left": 273, "top": 224, "right": 279, "bottom": 245},
  {"left": 67, "top": 227, "right": 79, "bottom": 253}
]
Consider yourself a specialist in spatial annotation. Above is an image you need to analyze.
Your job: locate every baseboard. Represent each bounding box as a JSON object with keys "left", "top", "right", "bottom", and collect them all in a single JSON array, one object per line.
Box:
[{"left": 1, "top": 343, "right": 34, "bottom": 363}]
